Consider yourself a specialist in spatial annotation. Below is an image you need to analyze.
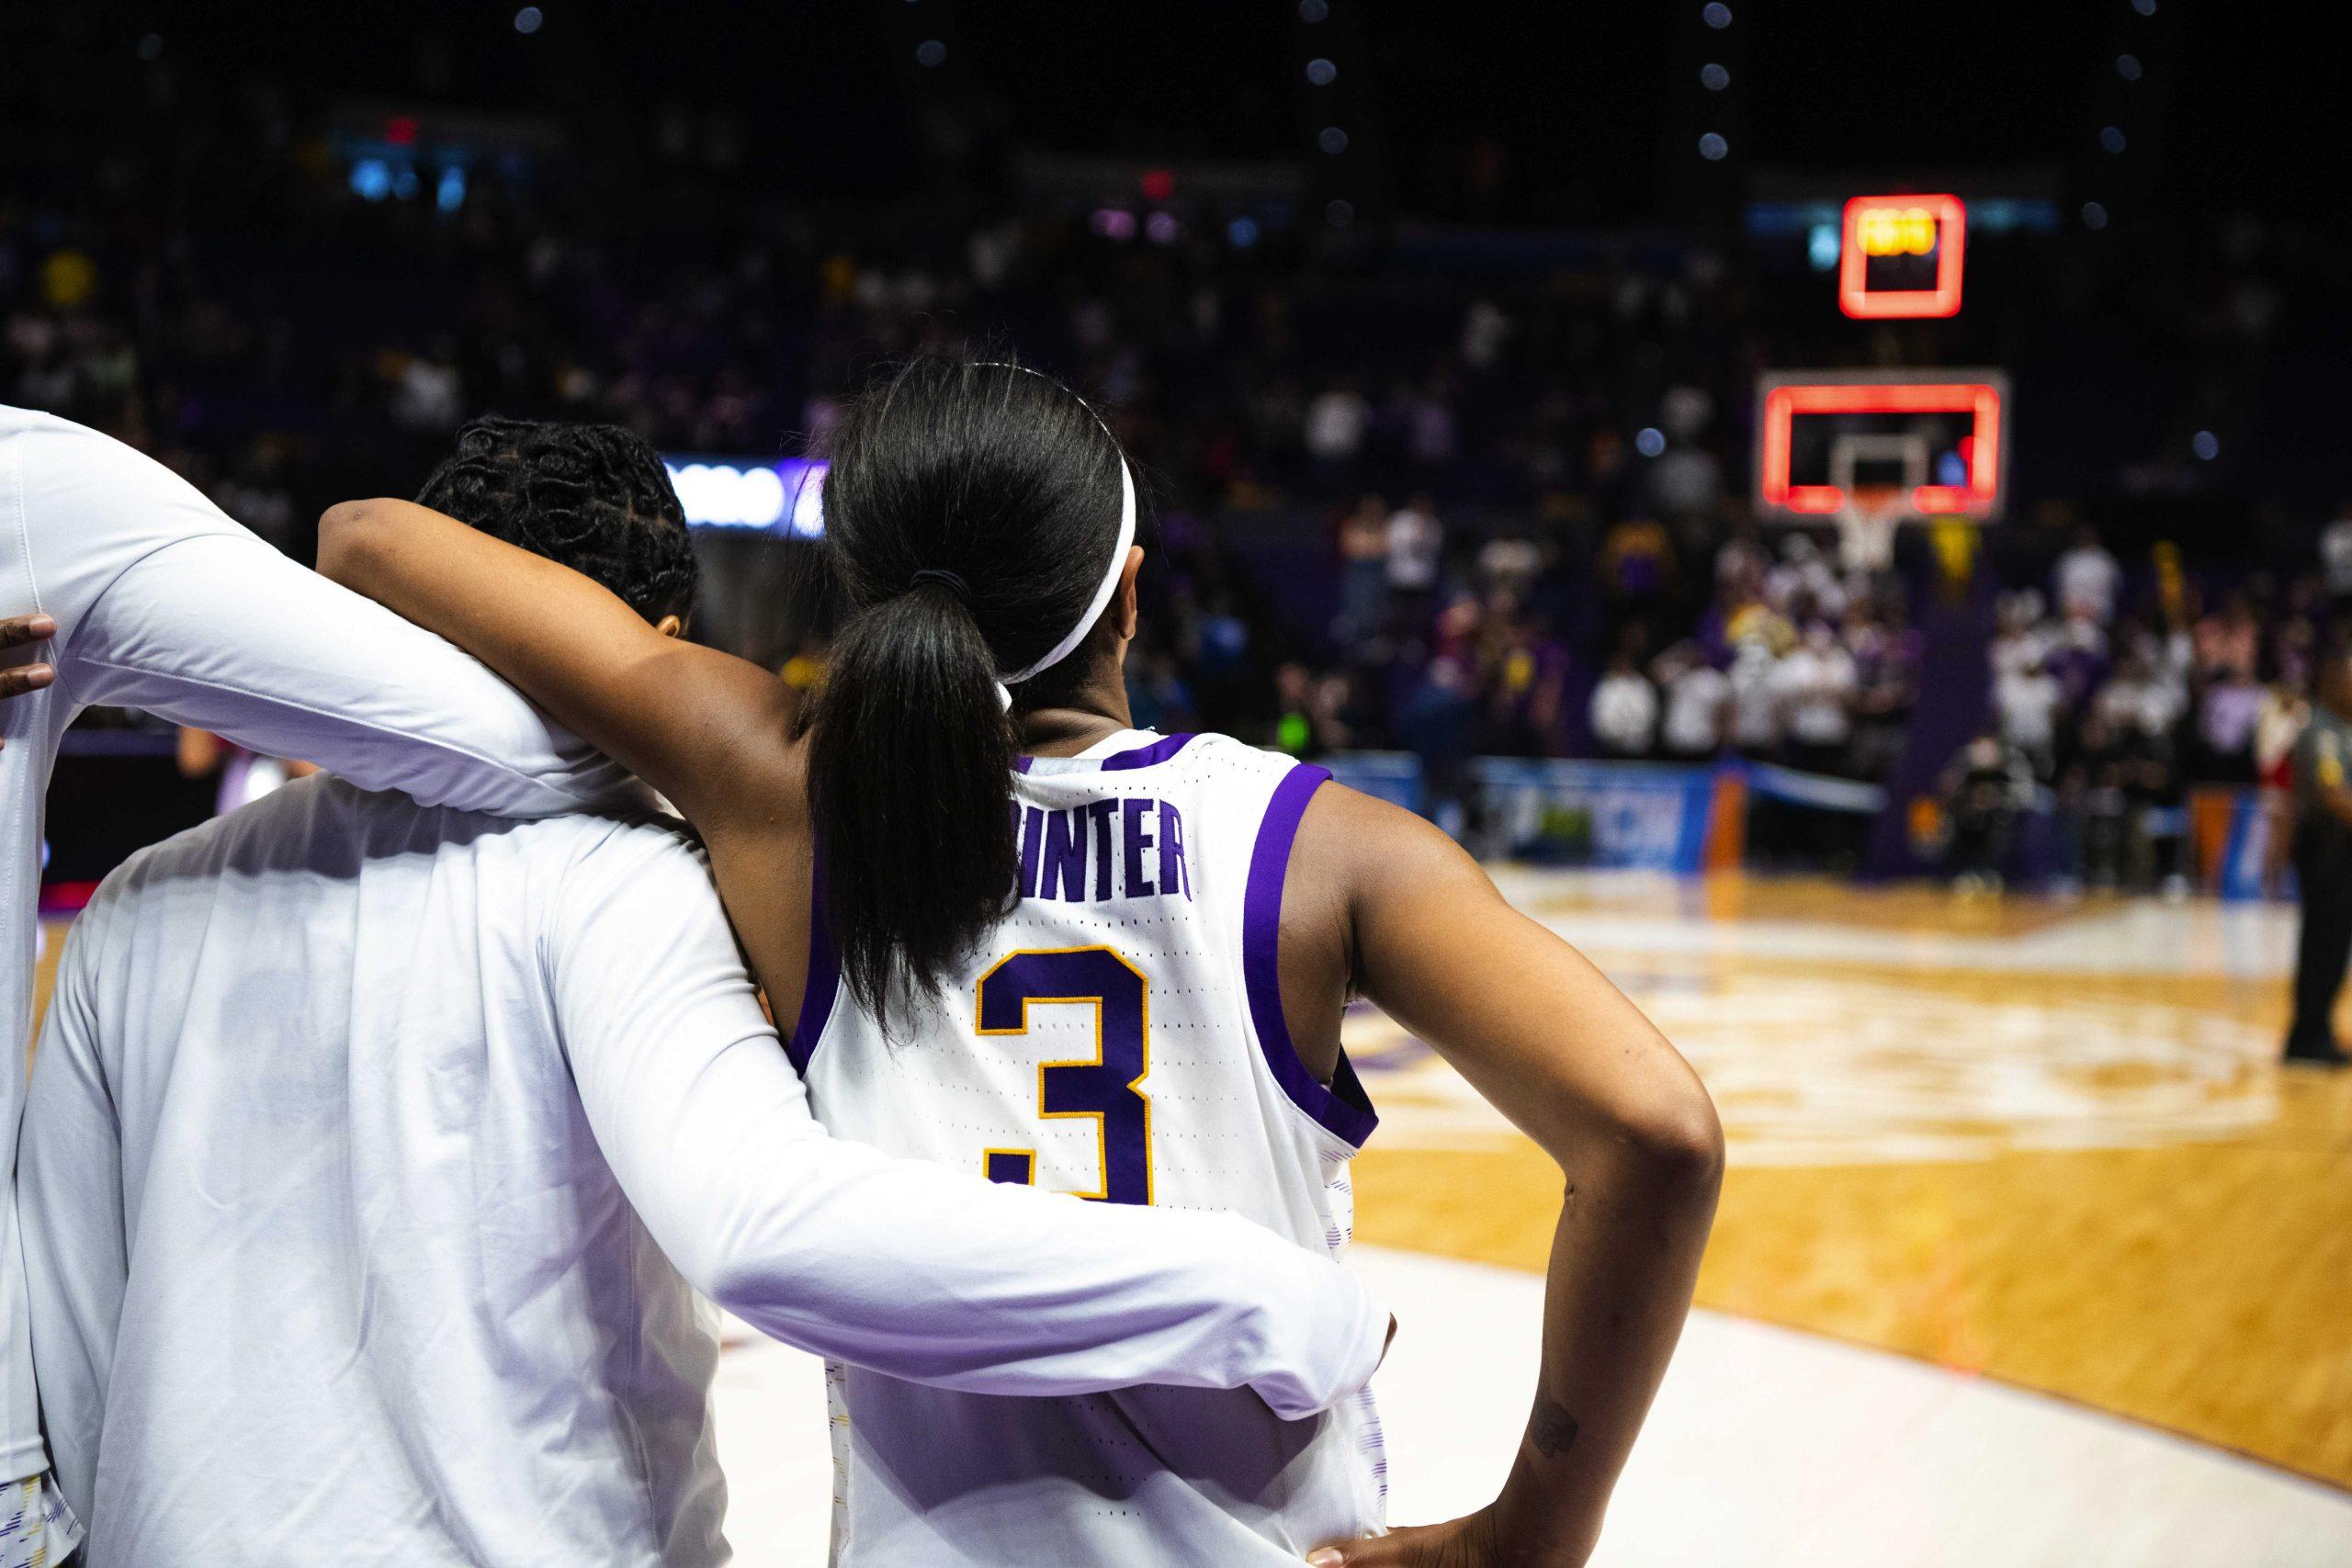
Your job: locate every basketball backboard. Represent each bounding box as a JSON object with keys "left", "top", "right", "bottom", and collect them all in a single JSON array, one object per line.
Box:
[{"left": 1754, "top": 369, "right": 2010, "bottom": 527}]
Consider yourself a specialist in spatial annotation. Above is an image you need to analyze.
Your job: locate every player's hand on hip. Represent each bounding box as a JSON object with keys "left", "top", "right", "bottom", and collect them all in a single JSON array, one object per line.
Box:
[{"left": 1308, "top": 1507, "right": 1522, "bottom": 1568}]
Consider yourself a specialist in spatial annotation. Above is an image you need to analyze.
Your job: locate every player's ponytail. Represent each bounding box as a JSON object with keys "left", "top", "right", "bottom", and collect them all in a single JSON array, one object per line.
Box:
[{"left": 809, "top": 354, "right": 1134, "bottom": 1028}]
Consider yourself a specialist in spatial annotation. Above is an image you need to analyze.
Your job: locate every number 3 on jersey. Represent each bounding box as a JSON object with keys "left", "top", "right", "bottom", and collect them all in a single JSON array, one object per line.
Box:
[{"left": 975, "top": 946, "right": 1153, "bottom": 1206}]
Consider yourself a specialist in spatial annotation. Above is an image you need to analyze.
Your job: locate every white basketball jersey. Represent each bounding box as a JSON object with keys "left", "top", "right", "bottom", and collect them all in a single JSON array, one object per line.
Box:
[{"left": 792, "top": 728, "right": 1385, "bottom": 1566}]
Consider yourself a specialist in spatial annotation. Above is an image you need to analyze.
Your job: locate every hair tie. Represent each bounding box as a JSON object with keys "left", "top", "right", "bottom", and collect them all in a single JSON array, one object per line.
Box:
[
  {"left": 904, "top": 568, "right": 1011, "bottom": 711},
  {"left": 909, "top": 568, "right": 973, "bottom": 604}
]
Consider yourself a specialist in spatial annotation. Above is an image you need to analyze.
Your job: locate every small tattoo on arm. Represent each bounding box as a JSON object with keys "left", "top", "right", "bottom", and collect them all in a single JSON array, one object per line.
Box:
[{"left": 1529, "top": 1395, "right": 1580, "bottom": 1458}]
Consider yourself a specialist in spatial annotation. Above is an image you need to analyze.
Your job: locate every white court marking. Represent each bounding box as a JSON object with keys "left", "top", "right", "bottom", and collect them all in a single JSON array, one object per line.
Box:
[
  {"left": 712, "top": 1246, "right": 2352, "bottom": 1567},
  {"left": 1351, "top": 875, "right": 2292, "bottom": 1166},
  {"left": 1484, "top": 868, "right": 2301, "bottom": 980},
  {"left": 1346, "top": 969, "right": 2285, "bottom": 1167}
]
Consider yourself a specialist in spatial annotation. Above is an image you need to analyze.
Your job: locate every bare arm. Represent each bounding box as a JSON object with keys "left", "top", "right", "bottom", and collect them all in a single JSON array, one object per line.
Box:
[
  {"left": 318, "top": 497, "right": 816, "bottom": 1003},
  {"left": 317, "top": 498, "right": 794, "bottom": 832},
  {"left": 1300, "top": 786, "right": 1722, "bottom": 1568}
]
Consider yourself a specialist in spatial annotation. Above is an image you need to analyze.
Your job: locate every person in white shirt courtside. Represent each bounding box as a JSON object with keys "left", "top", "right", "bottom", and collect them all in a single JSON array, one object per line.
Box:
[{"left": 6, "top": 416, "right": 1389, "bottom": 1568}]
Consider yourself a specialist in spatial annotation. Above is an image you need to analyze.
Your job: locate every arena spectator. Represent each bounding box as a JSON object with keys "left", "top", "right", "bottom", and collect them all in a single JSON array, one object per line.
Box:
[
  {"left": 1273, "top": 663, "right": 1321, "bottom": 759},
  {"left": 1600, "top": 515, "right": 1677, "bottom": 646},
  {"left": 1942, "top": 729, "right": 2036, "bottom": 893},
  {"left": 1305, "top": 381, "right": 1372, "bottom": 466},
  {"left": 2197, "top": 666, "right": 2266, "bottom": 783},
  {"left": 1775, "top": 622, "right": 1860, "bottom": 775},
  {"left": 1486, "top": 614, "right": 1570, "bottom": 758},
  {"left": 2063, "top": 708, "right": 2132, "bottom": 890},
  {"left": 1458, "top": 299, "right": 1512, "bottom": 369},
  {"left": 2045, "top": 610, "right": 2114, "bottom": 719},
  {"left": 1655, "top": 643, "right": 1730, "bottom": 762},
  {"left": 1727, "top": 638, "right": 1785, "bottom": 759},
  {"left": 2098, "top": 644, "right": 2187, "bottom": 744},
  {"left": 1385, "top": 492, "right": 1445, "bottom": 606},
  {"left": 1401, "top": 656, "right": 1479, "bottom": 839},
  {"left": 2195, "top": 589, "right": 2262, "bottom": 682},
  {"left": 1476, "top": 529, "right": 1544, "bottom": 599},
  {"left": 1589, "top": 649, "right": 1660, "bottom": 761},
  {"left": 1648, "top": 430, "right": 1721, "bottom": 523},
  {"left": 1399, "top": 377, "right": 1458, "bottom": 468},
  {"left": 1995, "top": 652, "right": 2064, "bottom": 780},
  {"left": 388, "top": 342, "right": 465, "bottom": 434},
  {"left": 2054, "top": 525, "right": 2124, "bottom": 623},
  {"left": 1335, "top": 494, "right": 1390, "bottom": 641},
  {"left": 1990, "top": 590, "right": 2052, "bottom": 678},
  {"left": 1713, "top": 533, "right": 1768, "bottom": 614},
  {"left": 1767, "top": 532, "right": 1845, "bottom": 624},
  {"left": 1848, "top": 602, "right": 1919, "bottom": 783},
  {"left": 2324, "top": 503, "right": 2352, "bottom": 618}
]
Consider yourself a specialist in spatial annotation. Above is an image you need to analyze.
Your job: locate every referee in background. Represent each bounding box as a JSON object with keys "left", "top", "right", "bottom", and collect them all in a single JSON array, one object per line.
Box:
[{"left": 2285, "top": 645, "right": 2352, "bottom": 1066}]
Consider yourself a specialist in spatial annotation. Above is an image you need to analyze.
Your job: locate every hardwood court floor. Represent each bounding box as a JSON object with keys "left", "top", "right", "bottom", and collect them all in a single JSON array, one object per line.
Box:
[
  {"left": 1345, "top": 872, "right": 2352, "bottom": 1491},
  {"left": 32, "top": 879, "right": 2352, "bottom": 1561},
  {"left": 28, "top": 870, "right": 2352, "bottom": 1540}
]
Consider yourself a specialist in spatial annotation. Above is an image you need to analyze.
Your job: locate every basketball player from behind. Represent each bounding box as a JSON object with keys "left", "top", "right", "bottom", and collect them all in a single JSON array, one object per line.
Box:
[
  {"left": 0, "top": 400, "right": 654, "bottom": 1565},
  {"left": 321, "top": 354, "right": 1724, "bottom": 1566},
  {"left": 6, "top": 420, "right": 1392, "bottom": 1566}
]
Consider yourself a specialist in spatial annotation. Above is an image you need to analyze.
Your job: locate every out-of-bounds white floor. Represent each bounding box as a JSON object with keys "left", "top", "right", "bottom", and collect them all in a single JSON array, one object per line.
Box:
[{"left": 712, "top": 1244, "right": 2352, "bottom": 1567}]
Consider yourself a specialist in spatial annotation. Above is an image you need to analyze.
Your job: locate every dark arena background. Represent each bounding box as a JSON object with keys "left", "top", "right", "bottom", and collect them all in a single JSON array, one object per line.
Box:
[{"left": 6, "top": 2, "right": 2349, "bottom": 1561}]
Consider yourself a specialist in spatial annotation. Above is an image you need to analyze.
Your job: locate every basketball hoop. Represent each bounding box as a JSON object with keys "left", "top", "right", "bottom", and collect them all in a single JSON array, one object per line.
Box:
[
  {"left": 1753, "top": 371, "right": 2010, "bottom": 536},
  {"left": 1837, "top": 483, "right": 1908, "bottom": 573},
  {"left": 1825, "top": 432, "right": 1927, "bottom": 573},
  {"left": 1751, "top": 374, "right": 2012, "bottom": 574}
]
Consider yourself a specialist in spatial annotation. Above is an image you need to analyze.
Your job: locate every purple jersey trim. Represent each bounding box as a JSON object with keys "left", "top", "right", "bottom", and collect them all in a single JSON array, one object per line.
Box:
[
  {"left": 786, "top": 852, "right": 840, "bottom": 1074},
  {"left": 1101, "top": 732, "right": 1198, "bottom": 771},
  {"left": 1014, "top": 732, "right": 1196, "bottom": 775},
  {"left": 1241, "top": 762, "right": 1379, "bottom": 1147}
]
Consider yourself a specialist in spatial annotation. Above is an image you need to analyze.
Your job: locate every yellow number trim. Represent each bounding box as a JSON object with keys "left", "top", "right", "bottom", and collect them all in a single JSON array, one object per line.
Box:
[
  {"left": 980, "top": 1147, "right": 1035, "bottom": 1185},
  {"left": 974, "top": 944, "right": 1155, "bottom": 1206}
]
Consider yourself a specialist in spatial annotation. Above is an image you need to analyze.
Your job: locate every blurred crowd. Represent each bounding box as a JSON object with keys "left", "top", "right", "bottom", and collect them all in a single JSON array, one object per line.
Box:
[
  {"left": 4, "top": 35, "right": 2343, "bottom": 888},
  {"left": 1272, "top": 493, "right": 1925, "bottom": 775},
  {"left": 1247, "top": 482, "right": 2347, "bottom": 886},
  {"left": 1950, "top": 519, "right": 2343, "bottom": 893},
  {"left": 1261, "top": 488, "right": 2342, "bottom": 775}
]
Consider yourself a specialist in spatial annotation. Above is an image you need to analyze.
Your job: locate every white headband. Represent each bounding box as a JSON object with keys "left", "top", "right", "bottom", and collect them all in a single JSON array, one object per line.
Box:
[
  {"left": 1001, "top": 457, "right": 1136, "bottom": 687},
  {"left": 971, "top": 363, "right": 1136, "bottom": 709}
]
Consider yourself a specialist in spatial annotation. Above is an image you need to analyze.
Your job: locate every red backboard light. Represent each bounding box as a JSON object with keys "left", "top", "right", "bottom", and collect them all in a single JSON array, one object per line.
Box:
[
  {"left": 1758, "top": 377, "right": 2006, "bottom": 516},
  {"left": 1839, "top": 194, "right": 1965, "bottom": 319}
]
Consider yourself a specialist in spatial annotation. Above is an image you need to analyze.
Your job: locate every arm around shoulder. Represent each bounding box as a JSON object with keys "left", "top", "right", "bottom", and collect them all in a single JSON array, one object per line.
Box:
[
  {"left": 319, "top": 496, "right": 800, "bottom": 832},
  {"left": 546, "top": 822, "right": 1386, "bottom": 1415}
]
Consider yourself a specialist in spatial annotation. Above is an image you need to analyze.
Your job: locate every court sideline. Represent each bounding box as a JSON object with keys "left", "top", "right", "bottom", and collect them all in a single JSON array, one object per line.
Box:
[{"left": 29, "top": 870, "right": 2352, "bottom": 1562}]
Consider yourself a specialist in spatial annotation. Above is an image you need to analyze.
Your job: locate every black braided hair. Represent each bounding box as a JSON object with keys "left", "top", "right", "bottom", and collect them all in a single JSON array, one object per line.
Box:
[{"left": 413, "top": 417, "right": 700, "bottom": 624}]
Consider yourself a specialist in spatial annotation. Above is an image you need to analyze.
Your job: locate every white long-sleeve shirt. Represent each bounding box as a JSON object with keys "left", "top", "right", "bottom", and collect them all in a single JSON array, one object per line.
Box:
[
  {"left": 0, "top": 405, "right": 636, "bottom": 1480},
  {"left": 18, "top": 776, "right": 1388, "bottom": 1567}
]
